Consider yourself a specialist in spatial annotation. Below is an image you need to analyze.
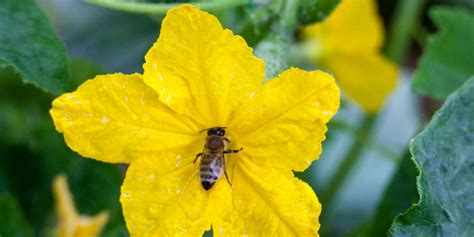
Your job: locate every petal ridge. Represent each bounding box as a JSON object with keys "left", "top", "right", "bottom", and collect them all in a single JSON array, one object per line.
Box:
[
  {"left": 50, "top": 73, "right": 201, "bottom": 163},
  {"left": 143, "top": 4, "right": 265, "bottom": 126},
  {"left": 121, "top": 154, "right": 211, "bottom": 236},
  {"left": 229, "top": 68, "right": 340, "bottom": 171},
  {"left": 213, "top": 157, "right": 321, "bottom": 236}
]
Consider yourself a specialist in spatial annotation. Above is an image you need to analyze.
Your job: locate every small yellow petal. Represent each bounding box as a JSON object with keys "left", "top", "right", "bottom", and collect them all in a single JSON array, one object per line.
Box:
[
  {"left": 214, "top": 157, "right": 321, "bottom": 236},
  {"left": 229, "top": 68, "right": 340, "bottom": 171},
  {"left": 53, "top": 175, "right": 109, "bottom": 237},
  {"left": 53, "top": 175, "right": 79, "bottom": 235},
  {"left": 143, "top": 4, "right": 265, "bottom": 126},
  {"left": 303, "top": 0, "right": 398, "bottom": 113},
  {"left": 50, "top": 73, "right": 201, "bottom": 163},
  {"left": 75, "top": 212, "right": 109, "bottom": 237},
  {"left": 324, "top": 52, "right": 399, "bottom": 113},
  {"left": 304, "top": 0, "right": 384, "bottom": 56},
  {"left": 121, "top": 152, "right": 213, "bottom": 236}
]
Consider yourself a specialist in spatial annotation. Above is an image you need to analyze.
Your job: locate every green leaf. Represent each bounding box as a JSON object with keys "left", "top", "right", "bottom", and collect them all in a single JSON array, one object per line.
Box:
[
  {"left": 0, "top": 59, "right": 100, "bottom": 147},
  {"left": 0, "top": 69, "right": 52, "bottom": 147},
  {"left": 237, "top": 1, "right": 280, "bottom": 47},
  {"left": 0, "top": 0, "right": 69, "bottom": 95},
  {"left": 297, "top": 0, "right": 341, "bottom": 25},
  {"left": 369, "top": 151, "right": 418, "bottom": 237},
  {"left": 412, "top": 7, "right": 474, "bottom": 99},
  {"left": 390, "top": 77, "right": 474, "bottom": 236},
  {"left": 0, "top": 193, "right": 34, "bottom": 237}
]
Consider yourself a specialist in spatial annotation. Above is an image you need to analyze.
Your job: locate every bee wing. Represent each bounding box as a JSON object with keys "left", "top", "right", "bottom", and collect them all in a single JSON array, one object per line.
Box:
[{"left": 209, "top": 153, "right": 225, "bottom": 177}]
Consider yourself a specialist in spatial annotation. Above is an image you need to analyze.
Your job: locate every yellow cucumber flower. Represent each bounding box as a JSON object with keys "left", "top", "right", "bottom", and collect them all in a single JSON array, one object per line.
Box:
[
  {"left": 50, "top": 5, "right": 340, "bottom": 236},
  {"left": 303, "top": 0, "right": 398, "bottom": 113},
  {"left": 53, "top": 175, "right": 109, "bottom": 237}
]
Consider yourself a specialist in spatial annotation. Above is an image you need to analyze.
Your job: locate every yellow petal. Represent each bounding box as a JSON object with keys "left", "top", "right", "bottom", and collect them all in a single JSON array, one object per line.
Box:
[
  {"left": 214, "top": 157, "right": 321, "bottom": 236},
  {"left": 74, "top": 212, "right": 109, "bottom": 237},
  {"left": 53, "top": 175, "right": 109, "bottom": 237},
  {"left": 229, "top": 68, "right": 340, "bottom": 171},
  {"left": 304, "top": 0, "right": 384, "bottom": 55},
  {"left": 50, "top": 73, "right": 200, "bottom": 164},
  {"left": 324, "top": 52, "right": 398, "bottom": 113},
  {"left": 143, "top": 4, "right": 265, "bottom": 126},
  {"left": 53, "top": 175, "right": 79, "bottom": 236},
  {"left": 120, "top": 152, "right": 214, "bottom": 236}
]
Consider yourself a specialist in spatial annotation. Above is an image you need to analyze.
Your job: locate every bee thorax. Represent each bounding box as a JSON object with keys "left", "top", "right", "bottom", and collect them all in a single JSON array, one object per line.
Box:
[{"left": 206, "top": 136, "right": 224, "bottom": 151}]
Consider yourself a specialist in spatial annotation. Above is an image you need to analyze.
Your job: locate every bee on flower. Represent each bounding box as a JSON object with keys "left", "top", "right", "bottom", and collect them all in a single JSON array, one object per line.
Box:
[
  {"left": 50, "top": 4, "right": 340, "bottom": 236},
  {"left": 195, "top": 126, "right": 242, "bottom": 190}
]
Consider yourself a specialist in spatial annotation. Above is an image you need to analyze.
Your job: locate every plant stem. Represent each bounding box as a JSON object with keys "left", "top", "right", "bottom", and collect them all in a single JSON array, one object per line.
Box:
[
  {"left": 85, "top": 0, "right": 248, "bottom": 15},
  {"left": 280, "top": 0, "right": 299, "bottom": 32},
  {"left": 385, "top": 0, "right": 426, "bottom": 64},
  {"left": 321, "top": 115, "right": 377, "bottom": 210}
]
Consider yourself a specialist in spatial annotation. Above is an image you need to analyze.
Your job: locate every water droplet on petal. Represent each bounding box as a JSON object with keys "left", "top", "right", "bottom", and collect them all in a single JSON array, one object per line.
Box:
[{"left": 101, "top": 116, "right": 109, "bottom": 124}]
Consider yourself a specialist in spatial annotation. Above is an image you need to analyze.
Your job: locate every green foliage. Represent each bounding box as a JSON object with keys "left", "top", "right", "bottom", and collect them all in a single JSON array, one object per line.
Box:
[
  {"left": 254, "top": 33, "right": 290, "bottom": 81},
  {"left": 390, "top": 78, "right": 474, "bottom": 236},
  {"left": 38, "top": 130, "right": 126, "bottom": 235},
  {"left": 0, "top": 194, "right": 34, "bottom": 237},
  {"left": 236, "top": 1, "right": 281, "bottom": 47},
  {"left": 412, "top": 7, "right": 474, "bottom": 99},
  {"left": 0, "top": 0, "right": 69, "bottom": 96},
  {"left": 0, "top": 0, "right": 472, "bottom": 236},
  {"left": 297, "top": 0, "right": 341, "bottom": 25},
  {"left": 67, "top": 59, "right": 103, "bottom": 91},
  {"left": 0, "top": 61, "right": 125, "bottom": 235},
  {"left": 247, "top": 0, "right": 340, "bottom": 78},
  {"left": 369, "top": 151, "right": 418, "bottom": 236}
]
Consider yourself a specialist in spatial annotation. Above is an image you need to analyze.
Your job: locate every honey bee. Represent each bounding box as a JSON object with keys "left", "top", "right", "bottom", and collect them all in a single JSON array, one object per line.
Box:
[{"left": 194, "top": 127, "right": 242, "bottom": 190}]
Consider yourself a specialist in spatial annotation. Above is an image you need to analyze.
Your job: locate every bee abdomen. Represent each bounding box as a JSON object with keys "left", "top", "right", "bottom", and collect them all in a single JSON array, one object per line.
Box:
[{"left": 199, "top": 164, "right": 222, "bottom": 190}]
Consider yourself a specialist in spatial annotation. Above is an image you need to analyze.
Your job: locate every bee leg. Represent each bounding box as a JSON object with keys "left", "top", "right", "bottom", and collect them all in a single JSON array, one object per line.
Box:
[
  {"left": 193, "top": 153, "right": 203, "bottom": 163},
  {"left": 223, "top": 158, "right": 232, "bottom": 186},
  {"left": 223, "top": 147, "right": 243, "bottom": 154},
  {"left": 224, "top": 138, "right": 231, "bottom": 143},
  {"left": 224, "top": 170, "right": 232, "bottom": 186}
]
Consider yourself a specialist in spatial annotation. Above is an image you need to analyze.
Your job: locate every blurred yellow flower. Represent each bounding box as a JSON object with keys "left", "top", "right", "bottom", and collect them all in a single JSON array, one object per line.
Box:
[
  {"left": 53, "top": 175, "right": 108, "bottom": 237},
  {"left": 50, "top": 5, "right": 340, "bottom": 236},
  {"left": 303, "top": 0, "right": 399, "bottom": 113}
]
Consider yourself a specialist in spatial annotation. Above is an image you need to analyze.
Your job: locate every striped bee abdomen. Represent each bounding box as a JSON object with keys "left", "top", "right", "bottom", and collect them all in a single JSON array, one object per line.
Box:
[
  {"left": 199, "top": 154, "right": 224, "bottom": 190},
  {"left": 195, "top": 127, "right": 241, "bottom": 190}
]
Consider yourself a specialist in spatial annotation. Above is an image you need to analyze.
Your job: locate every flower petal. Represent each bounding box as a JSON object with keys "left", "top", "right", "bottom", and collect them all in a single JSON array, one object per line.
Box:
[
  {"left": 324, "top": 52, "right": 398, "bottom": 113},
  {"left": 229, "top": 68, "right": 340, "bottom": 171},
  {"left": 50, "top": 73, "right": 201, "bottom": 163},
  {"left": 120, "top": 153, "right": 212, "bottom": 236},
  {"left": 75, "top": 212, "right": 109, "bottom": 237},
  {"left": 214, "top": 157, "right": 321, "bottom": 236},
  {"left": 304, "top": 0, "right": 384, "bottom": 55},
  {"left": 53, "top": 175, "right": 109, "bottom": 236},
  {"left": 143, "top": 4, "right": 265, "bottom": 126}
]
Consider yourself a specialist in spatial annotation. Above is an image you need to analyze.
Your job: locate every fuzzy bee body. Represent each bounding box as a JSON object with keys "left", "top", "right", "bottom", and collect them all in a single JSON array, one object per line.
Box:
[
  {"left": 199, "top": 152, "right": 224, "bottom": 190},
  {"left": 195, "top": 127, "right": 242, "bottom": 190}
]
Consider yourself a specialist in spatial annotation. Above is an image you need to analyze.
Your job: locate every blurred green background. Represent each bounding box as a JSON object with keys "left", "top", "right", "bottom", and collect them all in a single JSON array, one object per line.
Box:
[{"left": 1, "top": 0, "right": 473, "bottom": 236}]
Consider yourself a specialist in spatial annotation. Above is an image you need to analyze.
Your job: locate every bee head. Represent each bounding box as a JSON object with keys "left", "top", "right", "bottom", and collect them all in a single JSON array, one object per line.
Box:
[{"left": 207, "top": 127, "right": 226, "bottom": 136}]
